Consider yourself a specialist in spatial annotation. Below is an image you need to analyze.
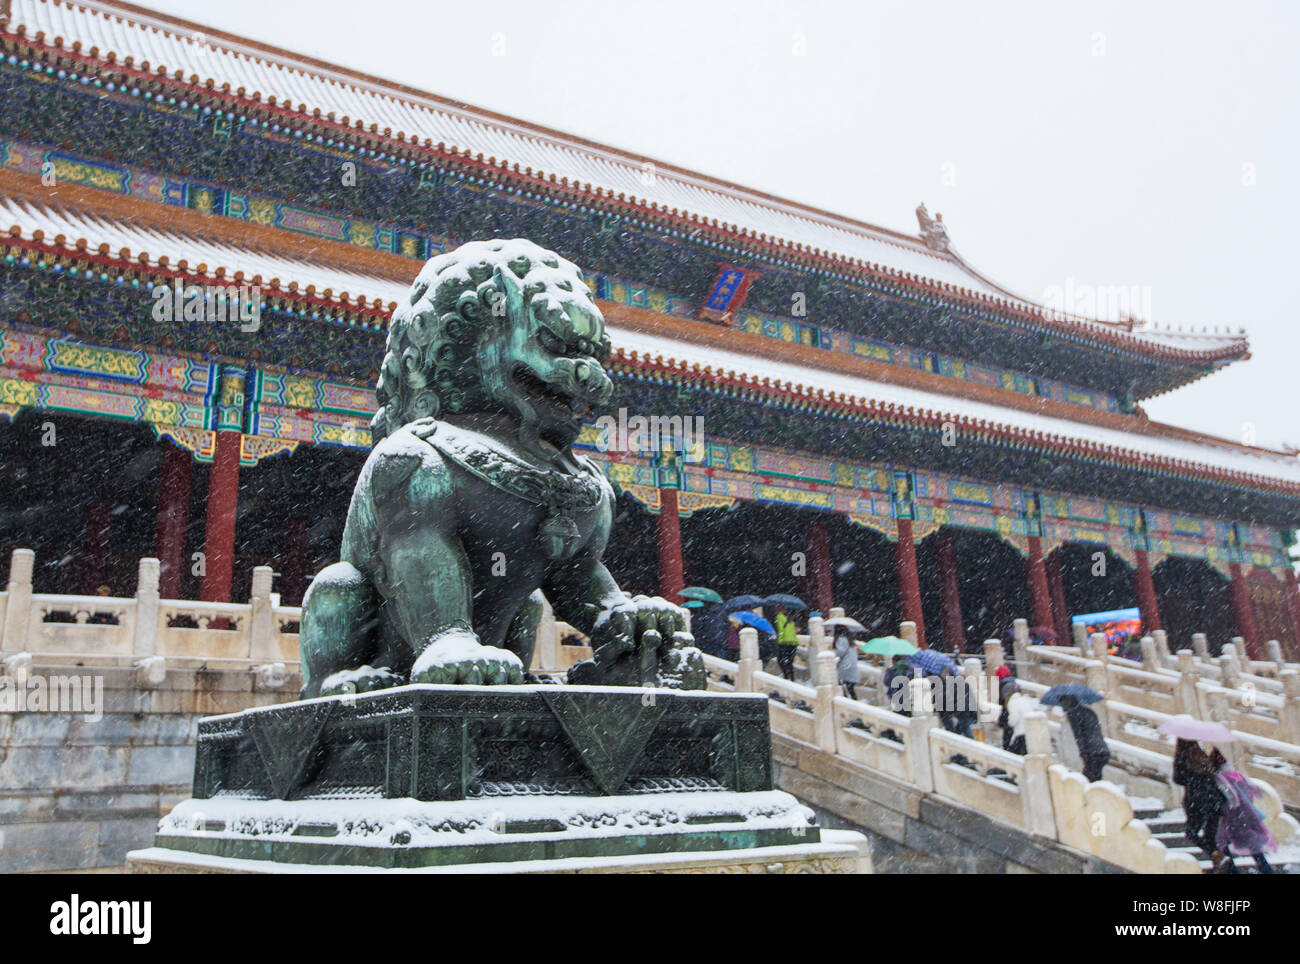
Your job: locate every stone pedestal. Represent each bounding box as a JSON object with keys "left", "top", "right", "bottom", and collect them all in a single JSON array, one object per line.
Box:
[
  {"left": 127, "top": 833, "right": 864, "bottom": 874},
  {"left": 128, "top": 684, "right": 842, "bottom": 872}
]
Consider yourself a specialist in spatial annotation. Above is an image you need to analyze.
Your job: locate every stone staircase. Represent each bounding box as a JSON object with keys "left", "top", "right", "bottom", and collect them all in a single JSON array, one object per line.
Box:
[{"left": 1135, "top": 808, "right": 1296, "bottom": 874}]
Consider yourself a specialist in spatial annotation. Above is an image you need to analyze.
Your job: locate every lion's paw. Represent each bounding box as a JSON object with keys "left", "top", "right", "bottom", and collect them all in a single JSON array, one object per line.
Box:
[
  {"left": 412, "top": 633, "right": 525, "bottom": 685},
  {"left": 317, "top": 665, "right": 404, "bottom": 697}
]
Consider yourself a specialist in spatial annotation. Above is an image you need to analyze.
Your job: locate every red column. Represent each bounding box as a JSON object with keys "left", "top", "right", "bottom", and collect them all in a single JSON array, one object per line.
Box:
[
  {"left": 895, "top": 518, "right": 926, "bottom": 648},
  {"left": 656, "top": 487, "right": 684, "bottom": 603},
  {"left": 154, "top": 442, "right": 192, "bottom": 599},
  {"left": 1026, "top": 535, "right": 1053, "bottom": 633},
  {"left": 807, "top": 520, "right": 833, "bottom": 614},
  {"left": 282, "top": 518, "right": 309, "bottom": 607},
  {"left": 936, "top": 535, "right": 964, "bottom": 653},
  {"left": 1282, "top": 569, "right": 1300, "bottom": 662},
  {"left": 1133, "top": 548, "right": 1162, "bottom": 633},
  {"left": 80, "top": 499, "right": 113, "bottom": 595},
  {"left": 201, "top": 430, "right": 241, "bottom": 603},
  {"left": 1046, "top": 549, "right": 1070, "bottom": 643},
  {"left": 1228, "top": 561, "right": 1262, "bottom": 660}
]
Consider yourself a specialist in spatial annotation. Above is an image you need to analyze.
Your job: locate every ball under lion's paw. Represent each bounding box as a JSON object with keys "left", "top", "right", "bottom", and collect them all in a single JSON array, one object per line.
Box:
[
  {"left": 411, "top": 632, "right": 525, "bottom": 685},
  {"left": 658, "top": 645, "right": 707, "bottom": 690}
]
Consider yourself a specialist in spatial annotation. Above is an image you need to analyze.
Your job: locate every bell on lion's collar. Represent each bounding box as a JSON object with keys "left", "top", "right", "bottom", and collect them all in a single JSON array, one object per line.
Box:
[{"left": 538, "top": 512, "right": 582, "bottom": 559}]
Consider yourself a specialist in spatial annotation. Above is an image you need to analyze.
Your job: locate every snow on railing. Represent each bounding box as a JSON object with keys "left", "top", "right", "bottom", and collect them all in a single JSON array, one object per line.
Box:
[
  {"left": 1022, "top": 659, "right": 1300, "bottom": 816},
  {"left": 1, "top": 549, "right": 298, "bottom": 668},
  {"left": 707, "top": 618, "right": 1297, "bottom": 872},
  {"left": 832, "top": 695, "right": 915, "bottom": 783},
  {"left": 5, "top": 547, "right": 1297, "bottom": 871},
  {"left": 928, "top": 726, "right": 1051, "bottom": 834},
  {"left": 1021, "top": 634, "right": 1300, "bottom": 751}
]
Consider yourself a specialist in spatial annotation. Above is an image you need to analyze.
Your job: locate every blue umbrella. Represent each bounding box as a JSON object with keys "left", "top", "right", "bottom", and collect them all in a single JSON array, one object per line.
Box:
[
  {"left": 728, "top": 611, "right": 775, "bottom": 635},
  {"left": 1040, "top": 684, "right": 1103, "bottom": 706},
  {"left": 681, "top": 599, "right": 706, "bottom": 609},
  {"left": 724, "top": 595, "right": 766, "bottom": 613},
  {"left": 764, "top": 593, "right": 807, "bottom": 611},
  {"left": 907, "top": 650, "right": 956, "bottom": 676}
]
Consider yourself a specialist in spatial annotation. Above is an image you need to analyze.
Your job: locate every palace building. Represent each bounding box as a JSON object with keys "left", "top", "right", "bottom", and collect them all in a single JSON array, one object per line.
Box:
[{"left": 2, "top": 0, "right": 1299, "bottom": 660}]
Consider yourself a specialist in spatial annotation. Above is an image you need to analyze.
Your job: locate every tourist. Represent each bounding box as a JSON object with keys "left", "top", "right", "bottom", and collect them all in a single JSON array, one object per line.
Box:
[
  {"left": 691, "top": 602, "right": 727, "bottom": 658},
  {"left": 1001, "top": 682, "right": 1028, "bottom": 753},
  {"left": 833, "top": 628, "right": 860, "bottom": 700},
  {"left": 1000, "top": 681, "right": 1035, "bottom": 755},
  {"left": 1173, "top": 739, "right": 1222, "bottom": 854},
  {"left": 724, "top": 619, "right": 740, "bottom": 658},
  {"left": 997, "top": 678, "right": 1014, "bottom": 749},
  {"left": 937, "top": 665, "right": 976, "bottom": 738},
  {"left": 1211, "top": 748, "right": 1277, "bottom": 874},
  {"left": 88, "top": 584, "right": 117, "bottom": 625},
  {"left": 755, "top": 609, "right": 778, "bottom": 667},
  {"left": 1029, "top": 626, "right": 1057, "bottom": 647},
  {"left": 884, "top": 655, "right": 913, "bottom": 716},
  {"left": 1059, "top": 694, "right": 1110, "bottom": 781},
  {"left": 774, "top": 605, "right": 799, "bottom": 680}
]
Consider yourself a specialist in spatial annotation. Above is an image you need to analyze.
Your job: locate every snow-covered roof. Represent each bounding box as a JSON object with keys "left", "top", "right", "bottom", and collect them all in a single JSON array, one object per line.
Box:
[
  {"left": 610, "top": 327, "right": 1300, "bottom": 489},
  {"left": 0, "top": 193, "right": 410, "bottom": 308},
  {"left": 3, "top": 190, "right": 1294, "bottom": 492},
  {"left": 2, "top": 0, "right": 1248, "bottom": 362}
]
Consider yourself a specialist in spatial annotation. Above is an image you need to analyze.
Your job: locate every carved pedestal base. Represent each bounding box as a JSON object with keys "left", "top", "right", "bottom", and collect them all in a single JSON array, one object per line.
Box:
[
  {"left": 126, "top": 834, "right": 864, "bottom": 874},
  {"left": 128, "top": 684, "right": 851, "bottom": 872}
]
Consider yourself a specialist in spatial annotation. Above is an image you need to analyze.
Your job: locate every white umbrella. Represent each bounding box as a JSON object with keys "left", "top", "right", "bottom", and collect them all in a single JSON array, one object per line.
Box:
[
  {"left": 821, "top": 616, "right": 866, "bottom": 633},
  {"left": 1156, "top": 715, "right": 1238, "bottom": 743}
]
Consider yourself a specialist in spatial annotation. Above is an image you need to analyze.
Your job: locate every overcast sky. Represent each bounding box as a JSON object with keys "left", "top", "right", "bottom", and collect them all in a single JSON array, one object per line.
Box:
[{"left": 147, "top": 0, "right": 1300, "bottom": 449}]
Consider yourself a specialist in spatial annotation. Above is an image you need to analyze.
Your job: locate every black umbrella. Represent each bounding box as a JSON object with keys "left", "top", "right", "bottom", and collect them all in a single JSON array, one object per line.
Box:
[
  {"left": 1040, "top": 684, "right": 1103, "bottom": 706},
  {"left": 764, "top": 593, "right": 807, "bottom": 611},
  {"left": 724, "top": 595, "right": 766, "bottom": 612}
]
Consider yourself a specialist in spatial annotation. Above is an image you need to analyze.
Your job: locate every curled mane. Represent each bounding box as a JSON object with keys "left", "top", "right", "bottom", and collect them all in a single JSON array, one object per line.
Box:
[{"left": 371, "top": 238, "right": 586, "bottom": 445}]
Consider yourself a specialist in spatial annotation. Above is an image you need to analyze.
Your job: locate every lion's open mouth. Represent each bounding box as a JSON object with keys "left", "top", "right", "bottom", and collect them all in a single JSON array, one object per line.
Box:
[{"left": 512, "top": 365, "right": 593, "bottom": 421}]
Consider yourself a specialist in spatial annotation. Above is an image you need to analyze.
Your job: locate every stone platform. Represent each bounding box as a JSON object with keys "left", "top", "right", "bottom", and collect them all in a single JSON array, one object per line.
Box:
[
  {"left": 128, "top": 683, "right": 852, "bottom": 871},
  {"left": 127, "top": 832, "right": 866, "bottom": 874}
]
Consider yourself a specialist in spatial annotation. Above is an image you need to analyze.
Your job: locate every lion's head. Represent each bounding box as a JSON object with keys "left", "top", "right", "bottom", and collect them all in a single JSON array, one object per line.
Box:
[{"left": 373, "top": 239, "right": 614, "bottom": 452}]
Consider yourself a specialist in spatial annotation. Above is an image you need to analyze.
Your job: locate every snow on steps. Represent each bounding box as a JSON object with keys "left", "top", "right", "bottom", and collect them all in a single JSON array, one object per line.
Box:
[{"left": 1135, "top": 808, "right": 1298, "bottom": 874}]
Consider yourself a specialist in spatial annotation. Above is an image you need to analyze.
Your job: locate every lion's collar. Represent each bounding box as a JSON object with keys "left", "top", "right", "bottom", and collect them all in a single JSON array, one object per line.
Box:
[{"left": 409, "top": 419, "right": 604, "bottom": 559}]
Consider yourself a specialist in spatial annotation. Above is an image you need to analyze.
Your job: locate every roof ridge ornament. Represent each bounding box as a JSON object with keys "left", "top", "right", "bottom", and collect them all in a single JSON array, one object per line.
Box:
[{"left": 915, "top": 203, "right": 951, "bottom": 252}]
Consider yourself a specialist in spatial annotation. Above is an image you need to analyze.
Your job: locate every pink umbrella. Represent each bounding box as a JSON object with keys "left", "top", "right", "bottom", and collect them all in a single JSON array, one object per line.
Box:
[{"left": 1156, "top": 716, "right": 1238, "bottom": 743}]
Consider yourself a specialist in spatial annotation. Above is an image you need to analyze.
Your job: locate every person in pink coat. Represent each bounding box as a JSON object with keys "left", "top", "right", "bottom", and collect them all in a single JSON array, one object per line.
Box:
[{"left": 1210, "top": 749, "right": 1276, "bottom": 874}]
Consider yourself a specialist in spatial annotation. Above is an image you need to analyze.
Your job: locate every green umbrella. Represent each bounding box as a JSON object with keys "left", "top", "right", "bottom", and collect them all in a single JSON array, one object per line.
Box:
[
  {"left": 860, "top": 636, "right": 918, "bottom": 657},
  {"left": 680, "top": 586, "right": 724, "bottom": 604}
]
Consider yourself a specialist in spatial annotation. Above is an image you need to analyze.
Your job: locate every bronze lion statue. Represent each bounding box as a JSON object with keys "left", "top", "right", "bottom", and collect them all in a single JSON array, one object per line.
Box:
[{"left": 298, "top": 239, "right": 704, "bottom": 696}]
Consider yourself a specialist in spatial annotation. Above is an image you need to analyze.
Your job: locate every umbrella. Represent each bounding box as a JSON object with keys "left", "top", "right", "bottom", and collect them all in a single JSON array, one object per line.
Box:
[
  {"left": 861, "top": 636, "right": 917, "bottom": 657},
  {"left": 681, "top": 599, "right": 705, "bottom": 609},
  {"left": 907, "top": 650, "right": 956, "bottom": 675},
  {"left": 1039, "top": 684, "right": 1103, "bottom": 706},
  {"left": 680, "top": 586, "right": 724, "bottom": 603},
  {"left": 822, "top": 615, "right": 866, "bottom": 633},
  {"left": 1156, "top": 716, "right": 1238, "bottom": 743},
  {"left": 764, "top": 593, "right": 807, "bottom": 611},
  {"left": 724, "top": 595, "right": 766, "bottom": 613},
  {"left": 728, "top": 611, "right": 775, "bottom": 635}
]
